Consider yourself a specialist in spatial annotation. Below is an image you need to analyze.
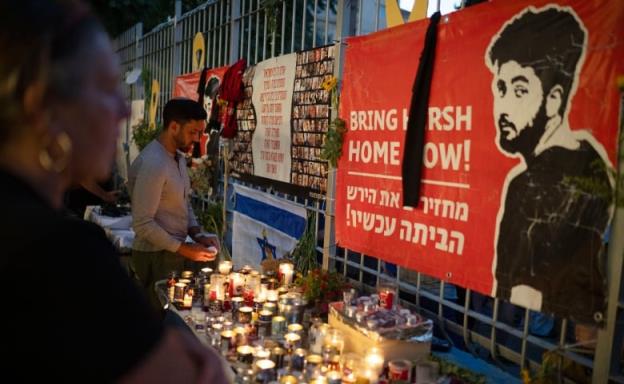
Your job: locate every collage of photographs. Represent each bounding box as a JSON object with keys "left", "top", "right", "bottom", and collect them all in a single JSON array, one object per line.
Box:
[
  {"left": 231, "top": 66, "right": 257, "bottom": 176},
  {"left": 290, "top": 45, "right": 335, "bottom": 193}
]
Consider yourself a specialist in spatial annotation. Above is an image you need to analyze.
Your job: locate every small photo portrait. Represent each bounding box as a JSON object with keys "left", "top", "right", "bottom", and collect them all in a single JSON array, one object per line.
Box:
[
  {"left": 327, "top": 60, "right": 334, "bottom": 73},
  {"left": 302, "top": 162, "right": 309, "bottom": 174},
  {"left": 328, "top": 46, "right": 335, "bottom": 58},
  {"left": 321, "top": 178, "right": 327, "bottom": 192},
  {"left": 314, "top": 49, "right": 321, "bottom": 62},
  {"left": 307, "top": 105, "right": 316, "bottom": 118},
  {"left": 302, "top": 174, "right": 308, "bottom": 186},
  {"left": 296, "top": 66, "right": 302, "bottom": 77},
  {"left": 321, "top": 47, "right": 328, "bottom": 59}
]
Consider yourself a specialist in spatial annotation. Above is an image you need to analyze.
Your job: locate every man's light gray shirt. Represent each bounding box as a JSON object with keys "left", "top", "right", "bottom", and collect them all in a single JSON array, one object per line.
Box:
[{"left": 128, "top": 140, "right": 199, "bottom": 252}]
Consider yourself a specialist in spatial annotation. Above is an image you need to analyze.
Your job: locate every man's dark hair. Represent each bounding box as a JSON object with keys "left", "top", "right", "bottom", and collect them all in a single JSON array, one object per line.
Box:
[
  {"left": 487, "top": 7, "right": 586, "bottom": 116},
  {"left": 163, "top": 98, "right": 207, "bottom": 128}
]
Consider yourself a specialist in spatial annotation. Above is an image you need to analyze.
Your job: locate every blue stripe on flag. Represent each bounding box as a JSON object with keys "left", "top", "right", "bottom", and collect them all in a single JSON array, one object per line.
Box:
[{"left": 235, "top": 193, "right": 306, "bottom": 239}]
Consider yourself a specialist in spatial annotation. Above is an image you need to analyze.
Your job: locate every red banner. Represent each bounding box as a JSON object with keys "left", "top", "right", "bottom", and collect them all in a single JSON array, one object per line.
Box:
[
  {"left": 336, "top": 0, "right": 623, "bottom": 323},
  {"left": 173, "top": 67, "right": 227, "bottom": 156}
]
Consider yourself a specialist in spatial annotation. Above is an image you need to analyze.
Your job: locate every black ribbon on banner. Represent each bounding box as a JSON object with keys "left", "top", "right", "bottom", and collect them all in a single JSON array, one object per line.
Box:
[{"left": 402, "top": 11, "right": 441, "bottom": 207}]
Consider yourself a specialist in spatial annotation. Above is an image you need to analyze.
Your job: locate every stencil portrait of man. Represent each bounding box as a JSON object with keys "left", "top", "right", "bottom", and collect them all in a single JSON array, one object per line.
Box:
[{"left": 486, "top": 5, "right": 614, "bottom": 323}]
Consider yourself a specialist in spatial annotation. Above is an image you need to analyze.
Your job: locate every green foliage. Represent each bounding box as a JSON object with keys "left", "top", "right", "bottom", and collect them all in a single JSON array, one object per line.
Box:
[
  {"left": 428, "top": 355, "right": 487, "bottom": 384},
  {"left": 262, "top": 0, "right": 283, "bottom": 36},
  {"left": 195, "top": 200, "right": 231, "bottom": 261},
  {"left": 295, "top": 268, "right": 349, "bottom": 313},
  {"left": 291, "top": 211, "right": 318, "bottom": 276},
  {"left": 189, "top": 160, "right": 216, "bottom": 198},
  {"left": 320, "top": 117, "right": 346, "bottom": 167},
  {"left": 131, "top": 119, "right": 161, "bottom": 151}
]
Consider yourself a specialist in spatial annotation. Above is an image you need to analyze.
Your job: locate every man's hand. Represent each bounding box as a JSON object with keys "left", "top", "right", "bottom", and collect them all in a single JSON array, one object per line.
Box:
[
  {"left": 177, "top": 243, "right": 217, "bottom": 262},
  {"left": 194, "top": 233, "right": 220, "bottom": 250}
]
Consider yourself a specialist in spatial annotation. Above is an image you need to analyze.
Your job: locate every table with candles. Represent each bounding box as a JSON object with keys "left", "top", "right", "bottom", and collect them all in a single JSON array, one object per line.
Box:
[{"left": 158, "top": 260, "right": 439, "bottom": 384}]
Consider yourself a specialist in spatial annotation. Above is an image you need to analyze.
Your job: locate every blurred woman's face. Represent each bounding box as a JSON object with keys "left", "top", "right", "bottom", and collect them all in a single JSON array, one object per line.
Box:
[{"left": 53, "top": 32, "right": 129, "bottom": 184}]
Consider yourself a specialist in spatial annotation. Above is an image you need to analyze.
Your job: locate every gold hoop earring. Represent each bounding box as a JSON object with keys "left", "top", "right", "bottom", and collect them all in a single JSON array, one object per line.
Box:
[{"left": 38, "top": 131, "right": 72, "bottom": 173}]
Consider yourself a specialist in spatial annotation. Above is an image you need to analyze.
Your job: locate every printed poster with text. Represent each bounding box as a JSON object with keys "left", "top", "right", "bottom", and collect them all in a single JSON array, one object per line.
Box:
[
  {"left": 336, "top": 0, "right": 624, "bottom": 323},
  {"left": 232, "top": 46, "right": 335, "bottom": 198}
]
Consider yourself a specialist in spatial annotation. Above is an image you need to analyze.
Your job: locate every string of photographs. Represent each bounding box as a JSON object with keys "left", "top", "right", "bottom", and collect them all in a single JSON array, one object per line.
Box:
[{"left": 230, "top": 45, "right": 336, "bottom": 199}]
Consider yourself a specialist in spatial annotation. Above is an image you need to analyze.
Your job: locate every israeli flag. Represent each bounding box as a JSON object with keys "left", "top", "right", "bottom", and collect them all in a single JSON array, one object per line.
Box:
[{"left": 232, "top": 184, "right": 307, "bottom": 269}]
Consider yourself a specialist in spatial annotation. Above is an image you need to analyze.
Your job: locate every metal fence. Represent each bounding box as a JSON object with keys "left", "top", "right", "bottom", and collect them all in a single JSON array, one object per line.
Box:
[{"left": 113, "top": 1, "right": 624, "bottom": 382}]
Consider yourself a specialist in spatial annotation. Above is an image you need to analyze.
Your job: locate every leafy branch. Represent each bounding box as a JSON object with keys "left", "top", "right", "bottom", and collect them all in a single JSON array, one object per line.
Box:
[{"left": 291, "top": 211, "right": 318, "bottom": 275}]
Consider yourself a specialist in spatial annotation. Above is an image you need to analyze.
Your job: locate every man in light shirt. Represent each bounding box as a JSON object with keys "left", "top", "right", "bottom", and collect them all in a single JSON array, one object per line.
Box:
[{"left": 129, "top": 98, "right": 218, "bottom": 308}]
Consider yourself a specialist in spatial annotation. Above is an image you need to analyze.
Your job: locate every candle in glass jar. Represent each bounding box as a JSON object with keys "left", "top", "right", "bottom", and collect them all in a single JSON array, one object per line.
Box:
[
  {"left": 324, "top": 329, "right": 345, "bottom": 354},
  {"left": 173, "top": 282, "right": 186, "bottom": 303},
  {"left": 263, "top": 301, "right": 277, "bottom": 315},
  {"left": 237, "top": 306, "right": 253, "bottom": 324},
  {"left": 364, "top": 347, "right": 384, "bottom": 375},
  {"left": 230, "top": 272, "right": 245, "bottom": 296},
  {"left": 271, "top": 347, "right": 286, "bottom": 369},
  {"left": 255, "top": 359, "right": 276, "bottom": 384},
  {"left": 305, "top": 354, "right": 323, "bottom": 375},
  {"left": 254, "top": 347, "right": 271, "bottom": 360},
  {"left": 271, "top": 315, "right": 286, "bottom": 336},
  {"left": 218, "top": 260, "right": 232, "bottom": 275},
  {"left": 283, "top": 332, "right": 301, "bottom": 352},
  {"left": 327, "top": 371, "right": 342, "bottom": 384},
  {"left": 287, "top": 323, "right": 304, "bottom": 336},
  {"left": 231, "top": 296, "right": 244, "bottom": 313},
  {"left": 266, "top": 289, "right": 279, "bottom": 302},
  {"left": 237, "top": 345, "right": 255, "bottom": 365},
  {"left": 278, "top": 262, "right": 294, "bottom": 286}
]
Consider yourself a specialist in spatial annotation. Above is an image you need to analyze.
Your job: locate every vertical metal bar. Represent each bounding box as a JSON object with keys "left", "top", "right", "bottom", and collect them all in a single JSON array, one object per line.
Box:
[
  {"left": 375, "top": 0, "right": 379, "bottom": 32},
  {"left": 312, "top": 0, "right": 318, "bottom": 48},
  {"left": 301, "top": 0, "right": 307, "bottom": 49},
  {"left": 255, "top": 0, "right": 260, "bottom": 64},
  {"left": 247, "top": 0, "right": 252, "bottom": 62},
  {"left": 231, "top": 0, "right": 241, "bottom": 64},
  {"left": 520, "top": 308, "right": 530, "bottom": 371},
  {"left": 357, "top": 0, "right": 362, "bottom": 36},
  {"left": 280, "top": 1, "right": 286, "bottom": 55},
  {"left": 438, "top": 280, "right": 445, "bottom": 320},
  {"left": 415, "top": 271, "right": 421, "bottom": 308},
  {"left": 218, "top": 1, "right": 223, "bottom": 67},
  {"left": 593, "top": 91, "right": 624, "bottom": 382},
  {"left": 490, "top": 298, "right": 500, "bottom": 361},
  {"left": 559, "top": 318, "right": 568, "bottom": 347},
  {"left": 291, "top": 0, "right": 296, "bottom": 51},
  {"left": 226, "top": 0, "right": 231, "bottom": 64},
  {"left": 463, "top": 289, "right": 471, "bottom": 348},
  {"left": 210, "top": 5, "right": 216, "bottom": 68},
  {"left": 240, "top": 0, "right": 245, "bottom": 60},
  {"left": 324, "top": 0, "right": 329, "bottom": 44},
  {"left": 263, "top": 10, "right": 267, "bottom": 60}
]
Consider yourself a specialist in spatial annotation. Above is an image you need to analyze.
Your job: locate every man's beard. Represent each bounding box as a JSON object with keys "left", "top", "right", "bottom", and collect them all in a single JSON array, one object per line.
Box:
[{"left": 498, "top": 104, "right": 549, "bottom": 158}]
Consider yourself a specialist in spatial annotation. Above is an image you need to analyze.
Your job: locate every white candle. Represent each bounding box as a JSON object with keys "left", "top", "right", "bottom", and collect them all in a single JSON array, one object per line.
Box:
[
  {"left": 364, "top": 347, "right": 384, "bottom": 375},
  {"left": 266, "top": 289, "right": 279, "bottom": 302},
  {"left": 279, "top": 262, "right": 294, "bottom": 286},
  {"left": 230, "top": 272, "right": 244, "bottom": 295},
  {"left": 218, "top": 260, "right": 232, "bottom": 275}
]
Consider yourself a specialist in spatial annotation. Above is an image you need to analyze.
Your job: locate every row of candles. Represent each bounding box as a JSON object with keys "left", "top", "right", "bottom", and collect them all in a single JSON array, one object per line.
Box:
[
  {"left": 166, "top": 261, "right": 397, "bottom": 383},
  {"left": 167, "top": 261, "right": 437, "bottom": 383},
  {"left": 168, "top": 260, "right": 295, "bottom": 311}
]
